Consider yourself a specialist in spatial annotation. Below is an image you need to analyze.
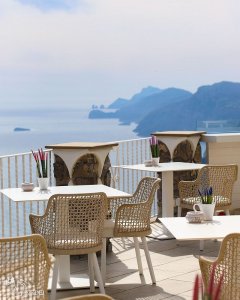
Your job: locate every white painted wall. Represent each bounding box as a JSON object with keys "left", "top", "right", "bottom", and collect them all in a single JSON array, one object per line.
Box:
[{"left": 201, "top": 134, "right": 240, "bottom": 210}]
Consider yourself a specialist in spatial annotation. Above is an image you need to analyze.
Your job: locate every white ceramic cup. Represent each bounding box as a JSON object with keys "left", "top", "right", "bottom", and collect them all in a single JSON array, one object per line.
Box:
[
  {"left": 152, "top": 157, "right": 159, "bottom": 166},
  {"left": 193, "top": 202, "right": 215, "bottom": 221},
  {"left": 37, "top": 177, "right": 49, "bottom": 190}
]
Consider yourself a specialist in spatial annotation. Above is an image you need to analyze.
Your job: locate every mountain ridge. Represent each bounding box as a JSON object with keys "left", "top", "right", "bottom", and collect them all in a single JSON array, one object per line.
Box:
[
  {"left": 89, "top": 81, "right": 240, "bottom": 136},
  {"left": 135, "top": 81, "right": 240, "bottom": 135}
]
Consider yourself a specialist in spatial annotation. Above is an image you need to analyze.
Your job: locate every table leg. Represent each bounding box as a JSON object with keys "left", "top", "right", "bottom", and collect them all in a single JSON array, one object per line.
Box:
[
  {"left": 200, "top": 240, "right": 205, "bottom": 251},
  {"left": 161, "top": 171, "right": 174, "bottom": 217},
  {"left": 48, "top": 255, "right": 91, "bottom": 290},
  {"left": 58, "top": 255, "right": 70, "bottom": 282}
]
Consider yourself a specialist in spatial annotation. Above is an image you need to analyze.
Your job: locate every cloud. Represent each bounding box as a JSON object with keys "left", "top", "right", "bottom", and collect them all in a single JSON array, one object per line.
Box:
[
  {"left": 0, "top": 0, "right": 239, "bottom": 108},
  {"left": 16, "top": 0, "right": 83, "bottom": 11}
]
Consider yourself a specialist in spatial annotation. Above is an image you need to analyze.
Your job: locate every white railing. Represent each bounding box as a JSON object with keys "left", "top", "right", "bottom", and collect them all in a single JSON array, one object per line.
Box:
[
  {"left": 109, "top": 137, "right": 151, "bottom": 192},
  {"left": 0, "top": 138, "right": 157, "bottom": 238},
  {"left": 109, "top": 137, "right": 159, "bottom": 218},
  {"left": 0, "top": 150, "right": 54, "bottom": 237}
]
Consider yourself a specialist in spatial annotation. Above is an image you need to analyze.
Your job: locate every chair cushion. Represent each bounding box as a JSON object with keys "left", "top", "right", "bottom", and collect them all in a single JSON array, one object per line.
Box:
[
  {"left": 182, "top": 196, "right": 230, "bottom": 207},
  {"left": 103, "top": 219, "right": 115, "bottom": 238}
]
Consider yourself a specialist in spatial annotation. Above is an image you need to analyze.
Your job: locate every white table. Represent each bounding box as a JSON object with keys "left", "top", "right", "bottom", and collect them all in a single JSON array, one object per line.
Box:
[
  {"left": 116, "top": 162, "right": 205, "bottom": 217},
  {"left": 160, "top": 215, "right": 240, "bottom": 250},
  {"left": 1, "top": 184, "right": 130, "bottom": 290},
  {"left": 0, "top": 184, "right": 130, "bottom": 202}
]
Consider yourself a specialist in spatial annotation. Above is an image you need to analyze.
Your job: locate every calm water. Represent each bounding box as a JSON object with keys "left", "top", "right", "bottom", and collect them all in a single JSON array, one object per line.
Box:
[
  {"left": 0, "top": 108, "right": 139, "bottom": 156},
  {"left": 0, "top": 108, "right": 140, "bottom": 236}
]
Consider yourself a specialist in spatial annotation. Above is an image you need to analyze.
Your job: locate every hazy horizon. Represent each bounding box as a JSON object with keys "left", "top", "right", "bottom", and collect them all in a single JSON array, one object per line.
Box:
[{"left": 0, "top": 0, "right": 239, "bottom": 109}]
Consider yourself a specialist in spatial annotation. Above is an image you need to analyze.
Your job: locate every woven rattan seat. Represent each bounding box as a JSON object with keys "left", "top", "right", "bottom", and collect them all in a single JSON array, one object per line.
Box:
[
  {"left": 177, "top": 164, "right": 238, "bottom": 216},
  {"left": 199, "top": 233, "right": 240, "bottom": 299},
  {"left": 0, "top": 234, "right": 53, "bottom": 300},
  {"left": 30, "top": 193, "right": 108, "bottom": 299},
  {"left": 101, "top": 177, "right": 161, "bottom": 285}
]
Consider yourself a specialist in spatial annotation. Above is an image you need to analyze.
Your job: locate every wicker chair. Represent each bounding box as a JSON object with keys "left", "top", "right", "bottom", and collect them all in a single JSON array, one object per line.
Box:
[
  {"left": 102, "top": 177, "right": 161, "bottom": 284},
  {"left": 177, "top": 164, "right": 238, "bottom": 217},
  {"left": 199, "top": 233, "right": 240, "bottom": 299},
  {"left": 29, "top": 193, "right": 108, "bottom": 299},
  {"left": 62, "top": 294, "right": 113, "bottom": 300},
  {"left": 0, "top": 234, "right": 53, "bottom": 300}
]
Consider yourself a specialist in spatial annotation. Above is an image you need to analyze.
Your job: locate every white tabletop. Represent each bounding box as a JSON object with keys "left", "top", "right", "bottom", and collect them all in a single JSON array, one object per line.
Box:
[
  {"left": 114, "top": 162, "right": 205, "bottom": 218},
  {"left": 0, "top": 184, "right": 130, "bottom": 202},
  {"left": 160, "top": 215, "right": 240, "bottom": 240},
  {"left": 116, "top": 162, "right": 205, "bottom": 172}
]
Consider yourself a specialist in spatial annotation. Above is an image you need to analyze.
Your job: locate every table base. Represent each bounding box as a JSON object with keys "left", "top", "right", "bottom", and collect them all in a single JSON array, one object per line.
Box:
[
  {"left": 48, "top": 255, "right": 95, "bottom": 292},
  {"left": 48, "top": 275, "right": 95, "bottom": 291}
]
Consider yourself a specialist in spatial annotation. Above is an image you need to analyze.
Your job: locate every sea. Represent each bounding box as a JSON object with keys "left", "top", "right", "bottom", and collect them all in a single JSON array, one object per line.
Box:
[
  {"left": 0, "top": 107, "right": 140, "bottom": 236},
  {"left": 0, "top": 108, "right": 139, "bottom": 156}
]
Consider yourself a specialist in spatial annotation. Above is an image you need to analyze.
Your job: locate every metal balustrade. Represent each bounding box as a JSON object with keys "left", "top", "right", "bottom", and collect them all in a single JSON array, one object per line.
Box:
[
  {"left": 0, "top": 138, "right": 158, "bottom": 238},
  {"left": 109, "top": 137, "right": 151, "bottom": 191},
  {"left": 0, "top": 150, "right": 54, "bottom": 237},
  {"left": 109, "top": 137, "right": 158, "bottom": 219}
]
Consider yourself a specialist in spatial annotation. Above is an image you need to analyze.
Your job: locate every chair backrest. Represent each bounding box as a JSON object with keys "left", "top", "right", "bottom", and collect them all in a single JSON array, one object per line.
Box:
[
  {"left": 113, "top": 177, "right": 161, "bottom": 236},
  {"left": 179, "top": 165, "right": 238, "bottom": 206},
  {"left": 0, "top": 234, "right": 52, "bottom": 300},
  {"left": 109, "top": 177, "right": 161, "bottom": 219},
  {"left": 199, "top": 233, "right": 240, "bottom": 299},
  {"left": 133, "top": 176, "right": 161, "bottom": 203},
  {"left": 30, "top": 193, "right": 108, "bottom": 255},
  {"left": 197, "top": 165, "right": 238, "bottom": 204}
]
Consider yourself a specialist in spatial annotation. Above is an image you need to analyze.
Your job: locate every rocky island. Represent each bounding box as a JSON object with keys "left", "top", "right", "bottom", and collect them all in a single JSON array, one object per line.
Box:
[{"left": 14, "top": 127, "right": 30, "bottom": 132}]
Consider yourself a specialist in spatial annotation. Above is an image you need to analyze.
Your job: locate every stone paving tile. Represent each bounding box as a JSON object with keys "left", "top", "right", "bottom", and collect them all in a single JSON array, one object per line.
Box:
[
  {"left": 111, "top": 278, "right": 193, "bottom": 300},
  {"left": 55, "top": 222, "right": 221, "bottom": 300},
  {"left": 171, "top": 271, "right": 199, "bottom": 283}
]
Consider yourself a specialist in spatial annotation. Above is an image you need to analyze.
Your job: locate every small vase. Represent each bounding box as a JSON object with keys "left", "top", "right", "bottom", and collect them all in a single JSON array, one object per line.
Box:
[
  {"left": 37, "top": 177, "right": 49, "bottom": 190},
  {"left": 152, "top": 157, "right": 160, "bottom": 166},
  {"left": 193, "top": 202, "right": 215, "bottom": 221}
]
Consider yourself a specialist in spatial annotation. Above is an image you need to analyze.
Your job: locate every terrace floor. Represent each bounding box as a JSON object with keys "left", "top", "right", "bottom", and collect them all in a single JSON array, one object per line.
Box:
[{"left": 54, "top": 221, "right": 220, "bottom": 300}]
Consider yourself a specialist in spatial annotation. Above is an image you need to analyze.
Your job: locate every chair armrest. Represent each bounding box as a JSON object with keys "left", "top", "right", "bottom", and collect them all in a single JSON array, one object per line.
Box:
[
  {"left": 29, "top": 199, "right": 54, "bottom": 235},
  {"left": 29, "top": 213, "right": 48, "bottom": 235},
  {"left": 199, "top": 255, "right": 217, "bottom": 266},
  {"left": 108, "top": 195, "right": 137, "bottom": 219},
  {"left": 199, "top": 256, "right": 216, "bottom": 288},
  {"left": 114, "top": 203, "right": 150, "bottom": 236}
]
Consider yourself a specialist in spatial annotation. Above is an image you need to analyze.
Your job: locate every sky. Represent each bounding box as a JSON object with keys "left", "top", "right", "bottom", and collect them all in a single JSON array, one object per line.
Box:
[{"left": 0, "top": 0, "right": 240, "bottom": 109}]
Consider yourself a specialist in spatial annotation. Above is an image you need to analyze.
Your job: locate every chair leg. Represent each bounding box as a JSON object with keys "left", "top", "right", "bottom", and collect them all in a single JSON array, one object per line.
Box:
[
  {"left": 50, "top": 255, "right": 60, "bottom": 300},
  {"left": 141, "top": 237, "right": 156, "bottom": 284},
  {"left": 101, "top": 238, "right": 107, "bottom": 286},
  {"left": 91, "top": 253, "right": 105, "bottom": 294},
  {"left": 133, "top": 237, "right": 143, "bottom": 275},
  {"left": 177, "top": 206, "right": 182, "bottom": 217},
  {"left": 200, "top": 240, "right": 204, "bottom": 251},
  {"left": 120, "top": 237, "right": 125, "bottom": 248},
  {"left": 88, "top": 253, "right": 95, "bottom": 293}
]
